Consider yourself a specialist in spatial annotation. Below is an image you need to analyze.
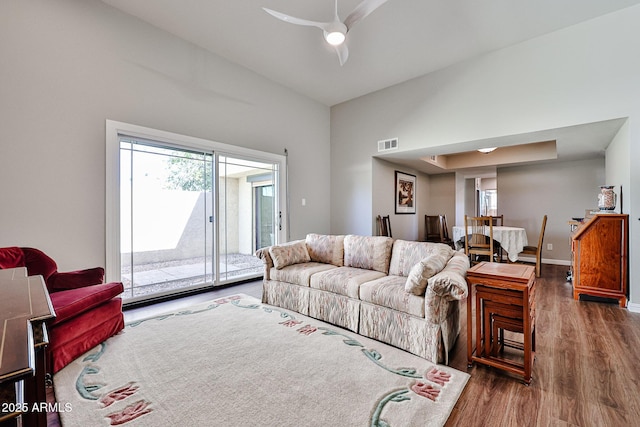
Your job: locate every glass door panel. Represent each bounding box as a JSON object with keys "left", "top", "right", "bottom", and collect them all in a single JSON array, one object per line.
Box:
[
  {"left": 120, "top": 140, "right": 213, "bottom": 300},
  {"left": 255, "top": 185, "right": 275, "bottom": 250},
  {"left": 217, "top": 155, "right": 277, "bottom": 283}
]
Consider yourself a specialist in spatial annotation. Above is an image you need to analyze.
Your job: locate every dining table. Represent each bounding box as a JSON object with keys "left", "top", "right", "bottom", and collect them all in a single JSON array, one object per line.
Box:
[{"left": 452, "top": 225, "right": 529, "bottom": 262}]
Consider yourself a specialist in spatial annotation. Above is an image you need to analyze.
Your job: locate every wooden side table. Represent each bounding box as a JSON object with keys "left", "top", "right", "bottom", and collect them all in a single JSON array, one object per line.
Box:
[{"left": 466, "top": 262, "right": 536, "bottom": 385}]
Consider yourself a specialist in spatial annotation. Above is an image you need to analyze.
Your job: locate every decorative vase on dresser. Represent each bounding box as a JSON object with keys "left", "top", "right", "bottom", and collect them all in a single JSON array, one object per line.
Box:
[
  {"left": 571, "top": 213, "right": 628, "bottom": 307},
  {"left": 597, "top": 185, "right": 617, "bottom": 211}
]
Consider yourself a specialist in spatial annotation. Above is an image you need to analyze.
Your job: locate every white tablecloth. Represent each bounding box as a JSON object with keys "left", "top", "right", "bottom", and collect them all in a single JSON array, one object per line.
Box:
[{"left": 452, "top": 226, "right": 529, "bottom": 262}]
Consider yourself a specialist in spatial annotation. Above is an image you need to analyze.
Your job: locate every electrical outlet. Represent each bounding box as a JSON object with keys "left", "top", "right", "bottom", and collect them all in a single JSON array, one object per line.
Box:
[{"left": 547, "top": 243, "right": 553, "bottom": 250}]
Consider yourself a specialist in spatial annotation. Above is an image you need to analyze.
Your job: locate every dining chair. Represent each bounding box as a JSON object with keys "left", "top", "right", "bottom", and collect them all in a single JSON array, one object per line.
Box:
[
  {"left": 490, "top": 215, "right": 504, "bottom": 258},
  {"left": 439, "top": 215, "right": 455, "bottom": 248},
  {"left": 425, "top": 215, "right": 454, "bottom": 247},
  {"left": 425, "top": 215, "right": 442, "bottom": 242},
  {"left": 464, "top": 215, "right": 500, "bottom": 264},
  {"left": 520, "top": 215, "right": 547, "bottom": 277},
  {"left": 376, "top": 215, "right": 392, "bottom": 237}
]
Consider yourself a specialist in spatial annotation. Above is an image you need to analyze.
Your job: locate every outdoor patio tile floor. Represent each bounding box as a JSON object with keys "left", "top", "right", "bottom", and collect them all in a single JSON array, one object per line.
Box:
[{"left": 121, "top": 253, "right": 262, "bottom": 299}]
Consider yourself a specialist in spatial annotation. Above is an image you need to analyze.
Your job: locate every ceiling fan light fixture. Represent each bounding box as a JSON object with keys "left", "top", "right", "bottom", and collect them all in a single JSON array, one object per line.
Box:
[
  {"left": 323, "top": 21, "right": 347, "bottom": 46},
  {"left": 477, "top": 147, "right": 497, "bottom": 154},
  {"left": 324, "top": 30, "right": 346, "bottom": 45},
  {"left": 263, "top": 0, "right": 388, "bottom": 64}
]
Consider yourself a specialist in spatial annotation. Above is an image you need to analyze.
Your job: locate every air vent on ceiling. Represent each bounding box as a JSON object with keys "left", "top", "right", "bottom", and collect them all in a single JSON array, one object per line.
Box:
[{"left": 377, "top": 138, "right": 398, "bottom": 152}]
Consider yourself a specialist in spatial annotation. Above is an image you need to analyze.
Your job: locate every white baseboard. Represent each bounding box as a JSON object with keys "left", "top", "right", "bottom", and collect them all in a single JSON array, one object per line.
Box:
[{"left": 627, "top": 301, "right": 640, "bottom": 313}]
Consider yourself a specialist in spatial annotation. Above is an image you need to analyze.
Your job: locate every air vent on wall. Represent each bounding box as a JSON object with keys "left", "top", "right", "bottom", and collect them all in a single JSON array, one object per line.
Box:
[{"left": 377, "top": 138, "right": 398, "bottom": 152}]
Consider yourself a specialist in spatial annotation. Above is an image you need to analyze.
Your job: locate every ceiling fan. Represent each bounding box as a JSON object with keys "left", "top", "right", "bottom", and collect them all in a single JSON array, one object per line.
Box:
[{"left": 263, "top": 0, "right": 389, "bottom": 66}]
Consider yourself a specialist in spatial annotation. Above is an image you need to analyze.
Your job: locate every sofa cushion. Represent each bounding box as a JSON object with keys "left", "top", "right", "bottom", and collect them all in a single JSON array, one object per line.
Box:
[
  {"left": 388, "top": 240, "right": 454, "bottom": 277},
  {"left": 343, "top": 235, "right": 394, "bottom": 274},
  {"left": 305, "top": 234, "right": 344, "bottom": 266},
  {"left": 404, "top": 253, "right": 450, "bottom": 296},
  {"left": 269, "top": 240, "right": 311, "bottom": 269},
  {"left": 49, "top": 281, "right": 124, "bottom": 326},
  {"left": 270, "top": 262, "right": 337, "bottom": 287},
  {"left": 310, "top": 267, "right": 386, "bottom": 299},
  {"left": 360, "top": 275, "right": 425, "bottom": 318}
]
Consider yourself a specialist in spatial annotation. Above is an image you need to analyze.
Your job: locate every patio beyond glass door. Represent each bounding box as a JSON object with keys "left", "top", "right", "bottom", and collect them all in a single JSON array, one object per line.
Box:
[
  {"left": 217, "top": 155, "right": 277, "bottom": 282},
  {"left": 117, "top": 137, "right": 280, "bottom": 302},
  {"left": 255, "top": 184, "right": 275, "bottom": 250},
  {"left": 120, "top": 140, "right": 214, "bottom": 300}
]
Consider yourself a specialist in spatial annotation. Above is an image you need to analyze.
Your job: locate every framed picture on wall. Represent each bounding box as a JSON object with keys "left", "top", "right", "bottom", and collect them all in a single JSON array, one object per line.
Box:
[{"left": 395, "top": 171, "right": 416, "bottom": 214}]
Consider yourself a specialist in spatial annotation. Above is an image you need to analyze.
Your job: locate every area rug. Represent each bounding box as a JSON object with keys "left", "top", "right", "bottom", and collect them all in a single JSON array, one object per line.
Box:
[{"left": 54, "top": 294, "right": 469, "bottom": 426}]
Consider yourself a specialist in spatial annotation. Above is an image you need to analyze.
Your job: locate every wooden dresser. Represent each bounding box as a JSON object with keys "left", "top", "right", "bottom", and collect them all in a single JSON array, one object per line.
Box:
[{"left": 571, "top": 213, "right": 629, "bottom": 307}]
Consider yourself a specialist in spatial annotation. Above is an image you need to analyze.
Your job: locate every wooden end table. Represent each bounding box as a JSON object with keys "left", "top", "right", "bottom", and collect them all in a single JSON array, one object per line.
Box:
[{"left": 466, "top": 262, "right": 536, "bottom": 385}]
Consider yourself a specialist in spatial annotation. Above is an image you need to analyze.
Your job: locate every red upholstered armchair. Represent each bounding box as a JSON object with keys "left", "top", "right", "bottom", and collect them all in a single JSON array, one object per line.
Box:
[{"left": 0, "top": 247, "right": 124, "bottom": 373}]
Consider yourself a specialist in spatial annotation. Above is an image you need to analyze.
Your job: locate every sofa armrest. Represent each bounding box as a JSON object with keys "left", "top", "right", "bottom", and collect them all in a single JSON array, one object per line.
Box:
[
  {"left": 426, "top": 251, "right": 469, "bottom": 300},
  {"left": 48, "top": 267, "right": 105, "bottom": 292},
  {"left": 254, "top": 247, "right": 273, "bottom": 281}
]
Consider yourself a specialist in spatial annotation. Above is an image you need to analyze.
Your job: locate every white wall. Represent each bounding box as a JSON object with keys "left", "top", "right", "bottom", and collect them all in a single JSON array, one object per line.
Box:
[
  {"left": 0, "top": 0, "right": 330, "bottom": 271},
  {"left": 604, "top": 119, "right": 635, "bottom": 310},
  {"left": 498, "top": 158, "right": 605, "bottom": 262},
  {"left": 331, "top": 6, "right": 640, "bottom": 305},
  {"left": 371, "top": 158, "right": 431, "bottom": 240},
  {"left": 427, "top": 174, "right": 456, "bottom": 238},
  {"left": 606, "top": 120, "right": 631, "bottom": 212}
]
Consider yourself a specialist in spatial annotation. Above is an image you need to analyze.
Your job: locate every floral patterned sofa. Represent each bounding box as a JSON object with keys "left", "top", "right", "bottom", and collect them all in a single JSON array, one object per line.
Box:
[{"left": 255, "top": 234, "right": 470, "bottom": 364}]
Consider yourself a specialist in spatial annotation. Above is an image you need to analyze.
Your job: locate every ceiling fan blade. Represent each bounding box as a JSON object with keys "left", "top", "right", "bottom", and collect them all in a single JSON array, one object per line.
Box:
[
  {"left": 334, "top": 43, "right": 349, "bottom": 66},
  {"left": 262, "top": 8, "right": 331, "bottom": 31},
  {"left": 343, "top": 0, "right": 388, "bottom": 31}
]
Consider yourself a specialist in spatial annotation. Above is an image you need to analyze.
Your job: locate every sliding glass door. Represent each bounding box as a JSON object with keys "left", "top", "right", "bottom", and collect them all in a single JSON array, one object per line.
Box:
[
  {"left": 217, "top": 155, "right": 278, "bottom": 282},
  {"left": 119, "top": 139, "right": 214, "bottom": 300},
  {"left": 107, "top": 122, "right": 286, "bottom": 303}
]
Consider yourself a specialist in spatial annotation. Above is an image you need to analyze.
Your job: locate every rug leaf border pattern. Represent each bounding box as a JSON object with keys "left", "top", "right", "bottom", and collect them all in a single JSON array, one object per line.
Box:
[{"left": 71, "top": 295, "right": 461, "bottom": 426}]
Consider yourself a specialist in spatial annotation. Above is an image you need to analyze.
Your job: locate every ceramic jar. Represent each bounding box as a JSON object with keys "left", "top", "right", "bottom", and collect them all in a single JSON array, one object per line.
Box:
[{"left": 597, "top": 185, "right": 616, "bottom": 211}]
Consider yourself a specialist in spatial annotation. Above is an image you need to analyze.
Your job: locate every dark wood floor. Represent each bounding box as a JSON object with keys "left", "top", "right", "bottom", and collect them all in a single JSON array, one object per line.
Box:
[
  {"left": 47, "top": 265, "right": 640, "bottom": 426},
  {"left": 446, "top": 264, "right": 640, "bottom": 427}
]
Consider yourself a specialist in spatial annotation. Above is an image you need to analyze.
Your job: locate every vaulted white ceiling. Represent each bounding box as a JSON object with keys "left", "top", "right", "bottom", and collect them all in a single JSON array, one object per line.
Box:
[
  {"left": 100, "top": 0, "right": 640, "bottom": 107},
  {"left": 99, "top": 1, "right": 637, "bottom": 172}
]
